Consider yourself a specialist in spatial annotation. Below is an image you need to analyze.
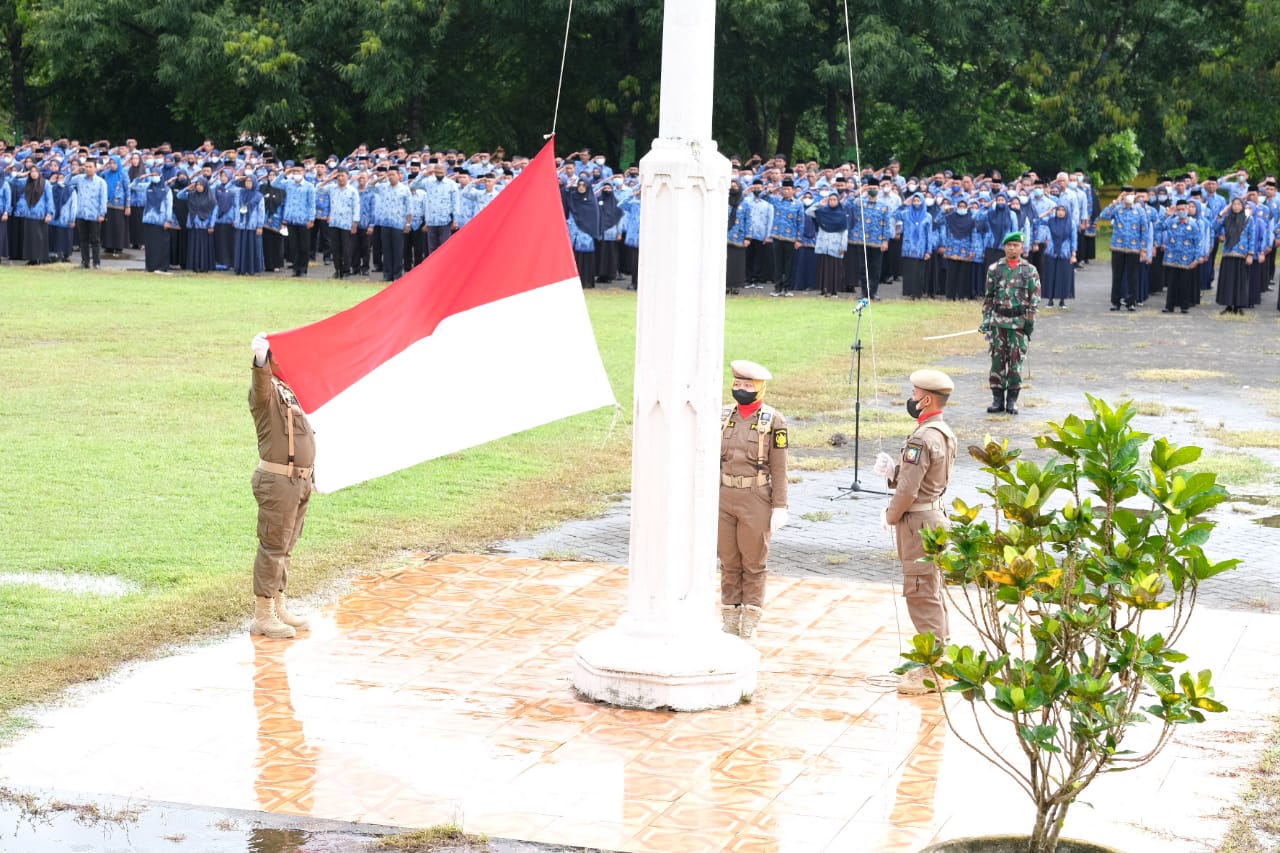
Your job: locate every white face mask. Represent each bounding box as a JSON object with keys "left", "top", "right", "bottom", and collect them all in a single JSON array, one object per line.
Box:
[{"left": 1123, "top": 194, "right": 1135, "bottom": 205}]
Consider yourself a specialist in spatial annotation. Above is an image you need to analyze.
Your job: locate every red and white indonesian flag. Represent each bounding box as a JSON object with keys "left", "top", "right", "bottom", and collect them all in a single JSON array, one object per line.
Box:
[{"left": 266, "top": 140, "right": 616, "bottom": 493}]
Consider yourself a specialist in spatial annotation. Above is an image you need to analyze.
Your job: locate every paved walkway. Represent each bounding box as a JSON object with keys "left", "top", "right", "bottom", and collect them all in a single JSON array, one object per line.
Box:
[{"left": 2, "top": 260, "right": 1278, "bottom": 853}]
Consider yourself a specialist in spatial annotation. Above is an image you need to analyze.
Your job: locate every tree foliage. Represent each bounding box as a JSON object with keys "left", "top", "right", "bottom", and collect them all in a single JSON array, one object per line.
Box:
[{"left": 2, "top": 0, "right": 1266, "bottom": 174}]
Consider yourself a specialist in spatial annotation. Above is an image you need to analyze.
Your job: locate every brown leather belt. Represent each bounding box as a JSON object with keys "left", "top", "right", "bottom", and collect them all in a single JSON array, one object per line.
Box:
[
  {"left": 721, "top": 473, "right": 770, "bottom": 488},
  {"left": 258, "top": 459, "right": 313, "bottom": 480},
  {"left": 907, "top": 498, "right": 944, "bottom": 513}
]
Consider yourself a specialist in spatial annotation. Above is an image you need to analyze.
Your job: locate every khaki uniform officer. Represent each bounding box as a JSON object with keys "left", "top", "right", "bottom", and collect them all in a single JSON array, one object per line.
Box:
[
  {"left": 718, "top": 359, "right": 789, "bottom": 640},
  {"left": 249, "top": 332, "right": 315, "bottom": 639},
  {"left": 874, "top": 369, "right": 957, "bottom": 694}
]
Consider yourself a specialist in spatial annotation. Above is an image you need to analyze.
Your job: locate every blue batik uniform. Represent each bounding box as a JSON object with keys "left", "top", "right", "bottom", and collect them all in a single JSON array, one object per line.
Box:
[
  {"left": 371, "top": 181, "right": 411, "bottom": 229},
  {"left": 464, "top": 184, "right": 500, "bottom": 220},
  {"left": 270, "top": 177, "right": 316, "bottom": 225},
  {"left": 407, "top": 187, "right": 427, "bottom": 230},
  {"left": 808, "top": 207, "right": 847, "bottom": 257},
  {"left": 235, "top": 189, "right": 265, "bottom": 231},
  {"left": 326, "top": 184, "right": 361, "bottom": 231},
  {"left": 213, "top": 177, "right": 238, "bottom": 226},
  {"left": 69, "top": 174, "right": 108, "bottom": 221},
  {"left": 745, "top": 196, "right": 773, "bottom": 242},
  {"left": 14, "top": 181, "right": 53, "bottom": 219},
  {"left": 567, "top": 211, "right": 596, "bottom": 252},
  {"left": 129, "top": 176, "right": 147, "bottom": 211},
  {"left": 844, "top": 198, "right": 889, "bottom": 246},
  {"left": 314, "top": 185, "right": 331, "bottom": 222},
  {"left": 131, "top": 179, "right": 175, "bottom": 226},
  {"left": 49, "top": 183, "right": 77, "bottom": 228},
  {"left": 1162, "top": 218, "right": 1202, "bottom": 268},
  {"left": 728, "top": 206, "right": 750, "bottom": 245},
  {"left": 1098, "top": 202, "right": 1149, "bottom": 254},
  {"left": 767, "top": 195, "right": 805, "bottom": 241},
  {"left": 1216, "top": 214, "right": 1258, "bottom": 258},
  {"left": 457, "top": 185, "right": 482, "bottom": 226},
  {"left": 358, "top": 187, "right": 376, "bottom": 232},
  {"left": 412, "top": 175, "right": 459, "bottom": 227},
  {"left": 619, "top": 194, "right": 641, "bottom": 249},
  {"left": 895, "top": 204, "right": 935, "bottom": 259}
]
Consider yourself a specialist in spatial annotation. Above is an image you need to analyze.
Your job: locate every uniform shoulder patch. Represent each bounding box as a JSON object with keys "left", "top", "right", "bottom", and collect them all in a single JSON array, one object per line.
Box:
[
  {"left": 773, "top": 428, "right": 788, "bottom": 449},
  {"left": 903, "top": 443, "right": 923, "bottom": 465}
]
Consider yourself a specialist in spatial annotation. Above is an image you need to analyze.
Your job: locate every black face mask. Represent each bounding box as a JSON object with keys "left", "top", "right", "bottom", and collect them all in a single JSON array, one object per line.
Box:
[
  {"left": 732, "top": 388, "right": 758, "bottom": 405},
  {"left": 905, "top": 397, "right": 925, "bottom": 418}
]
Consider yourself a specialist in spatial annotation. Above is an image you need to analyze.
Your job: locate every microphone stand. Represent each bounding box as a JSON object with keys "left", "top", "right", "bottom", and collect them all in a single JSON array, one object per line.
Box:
[{"left": 833, "top": 298, "right": 890, "bottom": 499}]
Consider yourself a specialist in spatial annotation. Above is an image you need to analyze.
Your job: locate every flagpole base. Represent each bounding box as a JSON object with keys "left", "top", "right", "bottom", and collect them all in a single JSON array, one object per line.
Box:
[{"left": 572, "top": 623, "right": 759, "bottom": 711}]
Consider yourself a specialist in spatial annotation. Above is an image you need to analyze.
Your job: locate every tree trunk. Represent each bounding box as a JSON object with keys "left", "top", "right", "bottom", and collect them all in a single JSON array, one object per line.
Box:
[
  {"left": 9, "top": 22, "right": 27, "bottom": 134},
  {"left": 407, "top": 93, "right": 424, "bottom": 148},
  {"left": 743, "top": 92, "right": 765, "bottom": 157},
  {"left": 825, "top": 85, "right": 840, "bottom": 166},
  {"left": 776, "top": 113, "right": 796, "bottom": 162}
]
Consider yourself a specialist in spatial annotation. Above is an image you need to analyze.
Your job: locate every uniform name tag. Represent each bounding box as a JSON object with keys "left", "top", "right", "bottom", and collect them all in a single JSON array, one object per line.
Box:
[{"left": 904, "top": 445, "right": 922, "bottom": 465}]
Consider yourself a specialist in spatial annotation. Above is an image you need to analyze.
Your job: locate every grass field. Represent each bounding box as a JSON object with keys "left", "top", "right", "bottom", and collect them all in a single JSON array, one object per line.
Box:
[{"left": 0, "top": 266, "right": 980, "bottom": 728}]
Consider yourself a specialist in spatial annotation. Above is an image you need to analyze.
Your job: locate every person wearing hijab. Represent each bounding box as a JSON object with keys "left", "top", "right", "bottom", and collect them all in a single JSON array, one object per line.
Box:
[
  {"left": 212, "top": 169, "right": 238, "bottom": 270},
  {"left": 100, "top": 154, "right": 130, "bottom": 255},
  {"left": 594, "top": 180, "right": 624, "bottom": 284},
  {"left": 14, "top": 164, "right": 52, "bottom": 264},
  {"left": 939, "top": 198, "right": 980, "bottom": 300},
  {"left": 260, "top": 172, "right": 287, "bottom": 272},
  {"left": 178, "top": 177, "right": 217, "bottom": 273},
  {"left": 565, "top": 176, "right": 600, "bottom": 289},
  {"left": 726, "top": 182, "right": 749, "bottom": 295},
  {"left": 132, "top": 170, "right": 175, "bottom": 273},
  {"left": 1215, "top": 197, "right": 1254, "bottom": 314},
  {"left": 618, "top": 181, "right": 642, "bottom": 289},
  {"left": 894, "top": 193, "right": 934, "bottom": 299},
  {"left": 126, "top": 152, "right": 146, "bottom": 249},
  {"left": 47, "top": 170, "right": 77, "bottom": 262},
  {"left": 234, "top": 174, "right": 266, "bottom": 276},
  {"left": 1037, "top": 202, "right": 1078, "bottom": 308},
  {"left": 808, "top": 191, "right": 848, "bottom": 297},
  {"left": 792, "top": 189, "right": 818, "bottom": 292}
]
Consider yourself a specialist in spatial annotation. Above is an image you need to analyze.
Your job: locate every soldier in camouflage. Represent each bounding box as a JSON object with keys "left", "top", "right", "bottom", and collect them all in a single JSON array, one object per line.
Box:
[{"left": 979, "top": 231, "right": 1040, "bottom": 415}]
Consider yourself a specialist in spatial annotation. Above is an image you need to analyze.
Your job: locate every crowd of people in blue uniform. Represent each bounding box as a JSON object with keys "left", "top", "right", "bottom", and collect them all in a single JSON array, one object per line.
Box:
[
  {"left": 0, "top": 137, "right": 528, "bottom": 280},
  {"left": 706, "top": 157, "right": 1280, "bottom": 315},
  {"left": 3, "top": 135, "right": 1278, "bottom": 315}
]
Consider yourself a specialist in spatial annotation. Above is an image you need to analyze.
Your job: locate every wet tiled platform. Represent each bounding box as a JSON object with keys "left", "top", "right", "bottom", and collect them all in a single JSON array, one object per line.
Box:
[{"left": 1, "top": 554, "right": 1275, "bottom": 852}]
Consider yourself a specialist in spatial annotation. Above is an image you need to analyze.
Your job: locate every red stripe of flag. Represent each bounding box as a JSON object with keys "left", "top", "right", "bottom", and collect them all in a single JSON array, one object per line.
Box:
[{"left": 268, "top": 139, "right": 576, "bottom": 411}]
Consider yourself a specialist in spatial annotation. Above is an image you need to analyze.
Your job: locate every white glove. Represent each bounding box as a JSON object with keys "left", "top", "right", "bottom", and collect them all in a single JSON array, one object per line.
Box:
[
  {"left": 873, "top": 451, "right": 895, "bottom": 478},
  {"left": 252, "top": 332, "right": 269, "bottom": 367},
  {"left": 880, "top": 508, "right": 893, "bottom": 532},
  {"left": 770, "top": 508, "right": 788, "bottom": 534}
]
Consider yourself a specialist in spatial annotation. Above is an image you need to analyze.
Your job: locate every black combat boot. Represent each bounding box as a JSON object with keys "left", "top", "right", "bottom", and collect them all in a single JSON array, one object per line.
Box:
[
  {"left": 986, "top": 389, "right": 1005, "bottom": 413},
  {"left": 1005, "top": 389, "right": 1021, "bottom": 415}
]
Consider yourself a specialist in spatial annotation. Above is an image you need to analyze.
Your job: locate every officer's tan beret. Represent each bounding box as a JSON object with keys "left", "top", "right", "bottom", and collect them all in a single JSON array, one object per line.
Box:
[
  {"left": 910, "top": 368, "right": 954, "bottom": 394},
  {"left": 731, "top": 359, "right": 773, "bottom": 381}
]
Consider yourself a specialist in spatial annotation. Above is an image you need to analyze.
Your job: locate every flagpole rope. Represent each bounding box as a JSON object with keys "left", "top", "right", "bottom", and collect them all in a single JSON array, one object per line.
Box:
[
  {"left": 547, "top": 0, "right": 575, "bottom": 139},
  {"left": 843, "top": 0, "right": 903, "bottom": 671},
  {"left": 842, "top": 0, "right": 880, "bottom": 427}
]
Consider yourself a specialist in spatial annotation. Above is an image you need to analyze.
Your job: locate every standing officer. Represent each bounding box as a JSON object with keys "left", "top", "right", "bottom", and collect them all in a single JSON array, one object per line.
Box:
[
  {"left": 249, "top": 332, "right": 314, "bottom": 640},
  {"left": 873, "top": 369, "right": 957, "bottom": 695},
  {"left": 718, "top": 360, "right": 789, "bottom": 640},
  {"left": 980, "top": 231, "right": 1039, "bottom": 415}
]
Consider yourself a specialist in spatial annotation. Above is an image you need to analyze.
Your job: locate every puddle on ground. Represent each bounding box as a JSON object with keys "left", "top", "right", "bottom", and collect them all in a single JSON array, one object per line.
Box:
[
  {"left": 0, "top": 794, "right": 378, "bottom": 852},
  {"left": 1256, "top": 514, "right": 1280, "bottom": 529},
  {"left": 0, "top": 572, "right": 138, "bottom": 596}
]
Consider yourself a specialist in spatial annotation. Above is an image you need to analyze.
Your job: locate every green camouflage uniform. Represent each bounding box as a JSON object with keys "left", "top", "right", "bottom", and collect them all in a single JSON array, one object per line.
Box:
[{"left": 980, "top": 259, "right": 1040, "bottom": 391}]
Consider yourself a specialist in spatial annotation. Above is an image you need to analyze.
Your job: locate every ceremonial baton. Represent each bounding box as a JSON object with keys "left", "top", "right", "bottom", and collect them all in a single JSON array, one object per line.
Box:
[{"left": 922, "top": 328, "right": 982, "bottom": 340}]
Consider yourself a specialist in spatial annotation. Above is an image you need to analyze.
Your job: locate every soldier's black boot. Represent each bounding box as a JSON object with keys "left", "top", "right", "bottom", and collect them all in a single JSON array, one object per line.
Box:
[
  {"left": 986, "top": 389, "right": 1005, "bottom": 413},
  {"left": 1005, "top": 389, "right": 1020, "bottom": 415}
]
